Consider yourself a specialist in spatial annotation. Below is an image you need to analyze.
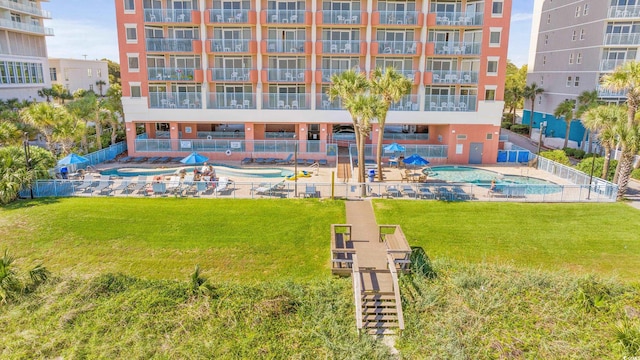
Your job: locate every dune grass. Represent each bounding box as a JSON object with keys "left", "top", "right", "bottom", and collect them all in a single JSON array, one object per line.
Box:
[{"left": 374, "top": 201, "right": 640, "bottom": 281}]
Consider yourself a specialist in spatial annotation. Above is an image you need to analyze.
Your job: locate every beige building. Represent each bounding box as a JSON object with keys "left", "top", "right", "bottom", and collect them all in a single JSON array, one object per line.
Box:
[
  {"left": 0, "top": 0, "right": 53, "bottom": 101},
  {"left": 49, "top": 58, "right": 110, "bottom": 96}
]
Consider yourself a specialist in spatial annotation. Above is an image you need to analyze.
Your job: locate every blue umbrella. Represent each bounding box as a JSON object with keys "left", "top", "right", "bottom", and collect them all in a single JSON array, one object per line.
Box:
[
  {"left": 58, "top": 153, "right": 89, "bottom": 165},
  {"left": 403, "top": 154, "right": 430, "bottom": 167},
  {"left": 180, "top": 152, "right": 209, "bottom": 164},
  {"left": 384, "top": 142, "right": 406, "bottom": 153}
]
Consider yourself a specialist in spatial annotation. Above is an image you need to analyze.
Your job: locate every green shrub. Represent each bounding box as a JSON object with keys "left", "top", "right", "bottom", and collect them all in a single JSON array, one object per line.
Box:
[
  {"left": 501, "top": 121, "right": 512, "bottom": 129},
  {"left": 632, "top": 168, "right": 640, "bottom": 180},
  {"left": 502, "top": 113, "right": 515, "bottom": 122},
  {"left": 564, "top": 147, "right": 575, "bottom": 157},
  {"left": 574, "top": 149, "right": 586, "bottom": 159},
  {"left": 510, "top": 124, "right": 529, "bottom": 135},
  {"left": 540, "top": 150, "right": 571, "bottom": 166},
  {"left": 576, "top": 157, "right": 618, "bottom": 181}
]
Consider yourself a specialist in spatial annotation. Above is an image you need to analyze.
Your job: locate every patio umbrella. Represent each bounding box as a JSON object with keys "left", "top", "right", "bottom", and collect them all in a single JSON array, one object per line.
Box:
[
  {"left": 58, "top": 153, "right": 89, "bottom": 165},
  {"left": 180, "top": 152, "right": 209, "bottom": 164},
  {"left": 384, "top": 142, "right": 406, "bottom": 153},
  {"left": 403, "top": 154, "right": 430, "bottom": 167}
]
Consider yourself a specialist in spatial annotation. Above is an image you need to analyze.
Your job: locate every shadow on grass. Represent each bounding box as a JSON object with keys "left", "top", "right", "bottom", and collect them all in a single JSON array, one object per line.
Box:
[
  {"left": 410, "top": 246, "right": 437, "bottom": 279},
  {"left": 2, "top": 197, "right": 62, "bottom": 211}
]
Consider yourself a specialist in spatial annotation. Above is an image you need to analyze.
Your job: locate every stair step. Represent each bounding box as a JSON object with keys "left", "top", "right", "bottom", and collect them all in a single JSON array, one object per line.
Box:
[
  {"left": 363, "top": 314, "right": 398, "bottom": 322},
  {"left": 363, "top": 321, "right": 398, "bottom": 329},
  {"left": 362, "top": 300, "right": 396, "bottom": 308},
  {"left": 362, "top": 294, "right": 396, "bottom": 301},
  {"left": 363, "top": 307, "right": 398, "bottom": 315},
  {"left": 366, "top": 328, "right": 397, "bottom": 336}
]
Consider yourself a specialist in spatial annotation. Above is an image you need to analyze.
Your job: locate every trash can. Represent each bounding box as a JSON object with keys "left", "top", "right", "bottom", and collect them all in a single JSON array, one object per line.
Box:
[
  {"left": 367, "top": 169, "right": 375, "bottom": 182},
  {"left": 60, "top": 167, "right": 69, "bottom": 179}
]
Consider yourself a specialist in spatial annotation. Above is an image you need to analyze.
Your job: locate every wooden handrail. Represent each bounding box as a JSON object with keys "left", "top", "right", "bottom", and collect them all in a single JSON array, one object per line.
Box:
[
  {"left": 387, "top": 253, "right": 405, "bottom": 332},
  {"left": 352, "top": 254, "right": 363, "bottom": 332}
]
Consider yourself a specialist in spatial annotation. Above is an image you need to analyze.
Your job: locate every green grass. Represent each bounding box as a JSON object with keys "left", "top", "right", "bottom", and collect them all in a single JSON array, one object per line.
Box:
[
  {"left": 0, "top": 198, "right": 344, "bottom": 282},
  {"left": 374, "top": 201, "right": 640, "bottom": 281}
]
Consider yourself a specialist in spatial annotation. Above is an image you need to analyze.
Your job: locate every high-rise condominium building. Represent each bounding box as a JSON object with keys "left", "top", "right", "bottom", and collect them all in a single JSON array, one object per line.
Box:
[
  {"left": 115, "top": 0, "right": 510, "bottom": 164},
  {"left": 526, "top": 0, "right": 635, "bottom": 148},
  {"left": 0, "top": 0, "right": 53, "bottom": 101}
]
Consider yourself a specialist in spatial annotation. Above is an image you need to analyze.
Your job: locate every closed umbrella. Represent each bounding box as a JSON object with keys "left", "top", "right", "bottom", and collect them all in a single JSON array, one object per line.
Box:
[
  {"left": 403, "top": 154, "right": 430, "bottom": 167},
  {"left": 383, "top": 142, "right": 406, "bottom": 153},
  {"left": 180, "top": 152, "right": 209, "bottom": 164},
  {"left": 58, "top": 153, "right": 89, "bottom": 165}
]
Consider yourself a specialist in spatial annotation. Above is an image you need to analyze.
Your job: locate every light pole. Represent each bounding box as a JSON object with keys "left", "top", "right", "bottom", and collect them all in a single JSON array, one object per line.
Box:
[
  {"left": 23, "top": 132, "right": 33, "bottom": 199},
  {"left": 537, "top": 121, "right": 547, "bottom": 154},
  {"left": 587, "top": 154, "right": 596, "bottom": 200}
]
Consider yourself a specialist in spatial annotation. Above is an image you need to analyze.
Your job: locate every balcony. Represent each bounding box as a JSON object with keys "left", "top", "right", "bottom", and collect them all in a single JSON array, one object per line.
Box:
[
  {"left": 373, "top": 11, "right": 421, "bottom": 26},
  {"left": 264, "top": 68, "right": 308, "bottom": 82},
  {"left": 0, "top": 18, "right": 53, "bottom": 35},
  {"left": 146, "top": 38, "right": 197, "bottom": 52},
  {"left": 264, "top": 9, "right": 308, "bottom": 24},
  {"left": 316, "top": 67, "right": 361, "bottom": 82},
  {"left": 428, "top": 70, "right": 478, "bottom": 84},
  {"left": 211, "top": 68, "right": 252, "bottom": 82},
  {"left": 604, "top": 33, "right": 640, "bottom": 45},
  {"left": 597, "top": 85, "right": 627, "bottom": 98},
  {"left": 432, "top": 11, "right": 483, "bottom": 26},
  {"left": 396, "top": 69, "right": 419, "bottom": 83},
  {"left": 317, "top": 94, "right": 343, "bottom": 110},
  {"left": 319, "top": 10, "right": 366, "bottom": 25},
  {"left": 263, "top": 93, "right": 310, "bottom": 109},
  {"left": 390, "top": 95, "right": 419, "bottom": 111},
  {"left": 600, "top": 59, "right": 629, "bottom": 72},
  {"left": 608, "top": 6, "right": 640, "bottom": 18},
  {"left": 149, "top": 92, "right": 202, "bottom": 109},
  {"left": 425, "top": 95, "right": 476, "bottom": 112},
  {"left": 208, "top": 92, "right": 256, "bottom": 109},
  {"left": 209, "top": 9, "right": 254, "bottom": 24},
  {"left": 144, "top": 9, "right": 193, "bottom": 23},
  {"left": 372, "top": 40, "right": 420, "bottom": 55},
  {"left": 0, "top": 0, "right": 51, "bottom": 18},
  {"left": 318, "top": 40, "right": 362, "bottom": 54},
  {"left": 210, "top": 39, "right": 252, "bottom": 53},
  {"left": 264, "top": 39, "right": 307, "bottom": 53},
  {"left": 431, "top": 41, "right": 481, "bottom": 55},
  {"left": 148, "top": 67, "right": 199, "bottom": 81}
]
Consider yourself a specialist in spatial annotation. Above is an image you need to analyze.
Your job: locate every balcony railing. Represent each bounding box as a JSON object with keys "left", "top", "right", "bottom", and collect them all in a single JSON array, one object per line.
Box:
[
  {"left": 265, "top": 39, "right": 306, "bottom": 53},
  {"left": 320, "top": 40, "right": 361, "bottom": 53},
  {"left": 0, "top": 0, "right": 51, "bottom": 18},
  {"left": 604, "top": 33, "right": 640, "bottom": 45},
  {"left": 317, "top": 94, "right": 343, "bottom": 110},
  {"left": 600, "top": 59, "right": 629, "bottom": 72},
  {"left": 265, "top": 68, "right": 307, "bottom": 82},
  {"left": 265, "top": 9, "right": 306, "bottom": 24},
  {"left": 208, "top": 92, "right": 256, "bottom": 109},
  {"left": 197, "top": 131, "right": 246, "bottom": 139},
  {"left": 395, "top": 69, "right": 417, "bottom": 82},
  {"left": 383, "top": 132, "right": 429, "bottom": 140},
  {"left": 209, "top": 9, "right": 251, "bottom": 23},
  {"left": 432, "top": 41, "right": 481, "bottom": 55},
  {"left": 0, "top": 18, "right": 53, "bottom": 35},
  {"left": 148, "top": 67, "right": 197, "bottom": 81},
  {"left": 429, "top": 70, "right": 478, "bottom": 84},
  {"left": 266, "top": 131, "right": 296, "bottom": 139},
  {"left": 375, "top": 40, "right": 419, "bottom": 54},
  {"left": 263, "top": 93, "right": 310, "bottom": 109},
  {"left": 434, "top": 11, "right": 483, "bottom": 26},
  {"left": 597, "top": 85, "right": 627, "bottom": 98},
  {"left": 425, "top": 95, "right": 477, "bottom": 112},
  {"left": 377, "top": 10, "right": 420, "bottom": 25},
  {"left": 390, "top": 95, "right": 419, "bottom": 111},
  {"left": 144, "top": 9, "right": 193, "bottom": 22},
  {"left": 149, "top": 92, "right": 202, "bottom": 109},
  {"left": 211, "top": 68, "right": 252, "bottom": 81},
  {"left": 608, "top": 6, "right": 640, "bottom": 18},
  {"left": 146, "top": 38, "right": 195, "bottom": 52},
  {"left": 210, "top": 39, "right": 251, "bottom": 52},
  {"left": 318, "top": 67, "right": 360, "bottom": 82},
  {"left": 321, "top": 10, "right": 362, "bottom": 25}
]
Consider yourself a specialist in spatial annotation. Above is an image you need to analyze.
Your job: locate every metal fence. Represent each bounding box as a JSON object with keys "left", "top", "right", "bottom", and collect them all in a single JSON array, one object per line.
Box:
[
  {"left": 536, "top": 156, "right": 618, "bottom": 197},
  {"left": 54, "top": 141, "right": 127, "bottom": 173}
]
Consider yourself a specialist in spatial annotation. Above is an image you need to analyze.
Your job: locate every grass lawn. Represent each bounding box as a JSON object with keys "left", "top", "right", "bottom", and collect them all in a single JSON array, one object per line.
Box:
[
  {"left": 374, "top": 201, "right": 640, "bottom": 281},
  {"left": 0, "top": 198, "right": 344, "bottom": 282}
]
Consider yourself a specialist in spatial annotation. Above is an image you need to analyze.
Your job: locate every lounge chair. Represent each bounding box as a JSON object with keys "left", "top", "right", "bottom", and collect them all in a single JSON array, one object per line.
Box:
[
  {"left": 119, "top": 156, "right": 132, "bottom": 163},
  {"left": 252, "top": 181, "right": 285, "bottom": 196},
  {"left": 166, "top": 176, "right": 182, "bottom": 194},
  {"left": 192, "top": 181, "right": 209, "bottom": 196},
  {"left": 452, "top": 186, "right": 472, "bottom": 200},
  {"left": 304, "top": 184, "right": 319, "bottom": 198},
  {"left": 384, "top": 185, "right": 402, "bottom": 198},
  {"left": 318, "top": 159, "right": 328, "bottom": 166},
  {"left": 74, "top": 175, "right": 95, "bottom": 192},
  {"left": 128, "top": 176, "right": 149, "bottom": 194},
  {"left": 306, "top": 159, "right": 316, "bottom": 165},
  {"left": 93, "top": 180, "right": 113, "bottom": 195},
  {"left": 113, "top": 179, "right": 131, "bottom": 193},
  {"left": 275, "top": 154, "right": 293, "bottom": 164},
  {"left": 265, "top": 158, "right": 277, "bottom": 164},
  {"left": 152, "top": 182, "right": 167, "bottom": 196},
  {"left": 241, "top": 157, "right": 253, "bottom": 164},
  {"left": 254, "top": 158, "right": 266, "bottom": 164},
  {"left": 148, "top": 157, "right": 161, "bottom": 163},
  {"left": 131, "top": 157, "right": 146, "bottom": 163},
  {"left": 418, "top": 186, "right": 435, "bottom": 199},
  {"left": 401, "top": 185, "right": 416, "bottom": 198},
  {"left": 296, "top": 158, "right": 306, "bottom": 165},
  {"left": 214, "top": 177, "right": 233, "bottom": 195},
  {"left": 170, "top": 157, "right": 183, "bottom": 163},
  {"left": 436, "top": 187, "right": 454, "bottom": 201}
]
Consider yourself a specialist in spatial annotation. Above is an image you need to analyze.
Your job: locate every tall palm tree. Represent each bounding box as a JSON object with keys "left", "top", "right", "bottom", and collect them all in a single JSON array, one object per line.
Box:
[
  {"left": 613, "top": 121, "right": 640, "bottom": 200},
  {"left": 20, "top": 102, "right": 66, "bottom": 151},
  {"left": 582, "top": 105, "right": 626, "bottom": 179},
  {"left": 328, "top": 70, "right": 369, "bottom": 182},
  {"left": 349, "top": 94, "right": 385, "bottom": 196},
  {"left": 95, "top": 80, "right": 107, "bottom": 97},
  {"left": 554, "top": 100, "right": 576, "bottom": 149},
  {"left": 523, "top": 82, "right": 545, "bottom": 133},
  {"left": 601, "top": 61, "right": 640, "bottom": 195},
  {"left": 369, "top": 67, "right": 412, "bottom": 181},
  {"left": 575, "top": 89, "right": 601, "bottom": 151}
]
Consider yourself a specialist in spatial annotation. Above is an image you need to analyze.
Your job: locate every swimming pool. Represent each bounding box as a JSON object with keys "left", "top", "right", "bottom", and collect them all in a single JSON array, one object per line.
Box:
[
  {"left": 424, "top": 165, "right": 561, "bottom": 194},
  {"left": 101, "top": 165, "right": 294, "bottom": 178}
]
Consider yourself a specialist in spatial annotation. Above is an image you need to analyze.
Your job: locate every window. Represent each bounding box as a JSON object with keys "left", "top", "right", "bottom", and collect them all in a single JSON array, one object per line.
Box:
[
  {"left": 577, "top": 53, "right": 582, "bottom": 64},
  {"left": 124, "top": 0, "right": 135, "bottom": 12},
  {"left": 49, "top": 67, "right": 57, "bottom": 81},
  {"left": 580, "top": 29, "right": 585, "bottom": 40},
  {"left": 569, "top": 53, "right": 574, "bottom": 64},
  {"left": 89, "top": 84, "right": 94, "bottom": 91},
  {"left": 485, "top": 89, "right": 496, "bottom": 101},
  {"left": 486, "top": 133, "right": 493, "bottom": 140},
  {"left": 543, "top": 56, "right": 546, "bottom": 65},
  {"left": 487, "top": 59, "right": 498, "bottom": 75},
  {"left": 572, "top": 30, "right": 577, "bottom": 41},
  {"left": 130, "top": 85, "right": 141, "bottom": 98},
  {"left": 575, "top": 76, "right": 580, "bottom": 87},
  {"left": 492, "top": 1, "right": 503, "bottom": 17},
  {"left": 547, "top": 14, "right": 551, "bottom": 24},
  {"left": 575, "top": 6, "right": 581, "bottom": 17},
  {"left": 10, "top": 12, "right": 21, "bottom": 23},
  {"left": 566, "top": 76, "right": 572, "bottom": 87},
  {"left": 125, "top": 25, "right": 137, "bottom": 43},
  {"left": 540, "top": 75, "right": 544, "bottom": 85},
  {"left": 489, "top": 29, "right": 501, "bottom": 47},
  {"left": 544, "top": 35, "right": 549, "bottom": 45},
  {"left": 538, "top": 96, "right": 542, "bottom": 105},
  {"left": 127, "top": 54, "right": 139, "bottom": 72},
  {"left": 0, "top": 61, "right": 44, "bottom": 84},
  {"left": 87, "top": 68, "right": 92, "bottom": 78},
  {"left": 583, "top": 4, "right": 589, "bottom": 15},
  {"left": 97, "top": 69, "right": 102, "bottom": 77}
]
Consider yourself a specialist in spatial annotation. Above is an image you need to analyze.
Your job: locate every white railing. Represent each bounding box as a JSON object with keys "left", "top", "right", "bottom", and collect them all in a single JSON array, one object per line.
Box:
[
  {"left": 604, "top": 33, "right": 640, "bottom": 45},
  {"left": 608, "top": 5, "right": 640, "bottom": 18},
  {"left": 352, "top": 254, "right": 363, "bottom": 333},
  {"left": 386, "top": 254, "right": 404, "bottom": 333},
  {"left": 0, "top": 0, "right": 51, "bottom": 18},
  {"left": 600, "top": 59, "right": 628, "bottom": 72},
  {"left": 0, "top": 18, "right": 53, "bottom": 35}
]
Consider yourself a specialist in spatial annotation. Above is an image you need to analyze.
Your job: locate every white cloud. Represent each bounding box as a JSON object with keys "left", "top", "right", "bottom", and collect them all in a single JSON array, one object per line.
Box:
[
  {"left": 511, "top": 12, "right": 533, "bottom": 22},
  {"left": 44, "top": 19, "right": 119, "bottom": 62}
]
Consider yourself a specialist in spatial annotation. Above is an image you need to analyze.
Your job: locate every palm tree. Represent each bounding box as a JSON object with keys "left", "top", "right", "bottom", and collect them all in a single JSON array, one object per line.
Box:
[
  {"left": 601, "top": 61, "right": 640, "bottom": 196},
  {"left": 613, "top": 121, "right": 640, "bottom": 200},
  {"left": 574, "top": 90, "right": 601, "bottom": 152},
  {"left": 582, "top": 105, "right": 626, "bottom": 179},
  {"left": 52, "top": 114, "right": 83, "bottom": 155},
  {"left": 95, "top": 80, "right": 107, "bottom": 97},
  {"left": 20, "top": 102, "right": 63, "bottom": 151},
  {"left": 0, "top": 121, "right": 22, "bottom": 146},
  {"left": 523, "top": 82, "right": 545, "bottom": 133},
  {"left": 369, "top": 67, "right": 412, "bottom": 181},
  {"left": 0, "top": 249, "right": 20, "bottom": 303},
  {"left": 0, "top": 153, "right": 33, "bottom": 205},
  {"left": 554, "top": 100, "right": 575, "bottom": 149},
  {"left": 328, "top": 70, "right": 369, "bottom": 182},
  {"left": 349, "top": 94, "right": 385, "bottom": 196},
  {"left": 37, "top": 88, "right": 55, "bottom": 103}
]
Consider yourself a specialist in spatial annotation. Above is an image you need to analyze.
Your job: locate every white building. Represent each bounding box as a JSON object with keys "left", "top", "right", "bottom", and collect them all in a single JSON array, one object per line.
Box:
[
  {"left": 0, "top": 0, "right": 53, "bottom": 101},
  {"left": 49, "top": 58, "right": 110, "bottom": 96}
]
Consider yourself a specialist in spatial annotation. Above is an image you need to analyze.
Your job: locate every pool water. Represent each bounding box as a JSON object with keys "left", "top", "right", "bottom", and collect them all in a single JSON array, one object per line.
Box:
[
  {"left": 101, "top": 164, "right": 293, "bottom": 178},
  {"left": 424, "top": 165, "right": 561, "bottom": 194}
]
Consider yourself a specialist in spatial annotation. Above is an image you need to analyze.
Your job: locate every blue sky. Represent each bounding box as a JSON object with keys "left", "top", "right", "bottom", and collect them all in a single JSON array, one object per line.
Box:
[{"left": 43, "top": 0, "right": 534, "bottom": 66}]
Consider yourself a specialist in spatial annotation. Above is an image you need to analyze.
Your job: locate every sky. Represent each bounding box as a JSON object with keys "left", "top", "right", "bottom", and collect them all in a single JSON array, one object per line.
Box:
[{"left": 42, "top": 0, "right": 535, "bottom": 67}]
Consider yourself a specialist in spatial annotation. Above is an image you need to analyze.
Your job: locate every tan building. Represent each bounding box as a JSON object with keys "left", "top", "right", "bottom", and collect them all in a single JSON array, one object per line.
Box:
[{"left": 49, "top": 58, "right": 111, "bottom": 96}]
